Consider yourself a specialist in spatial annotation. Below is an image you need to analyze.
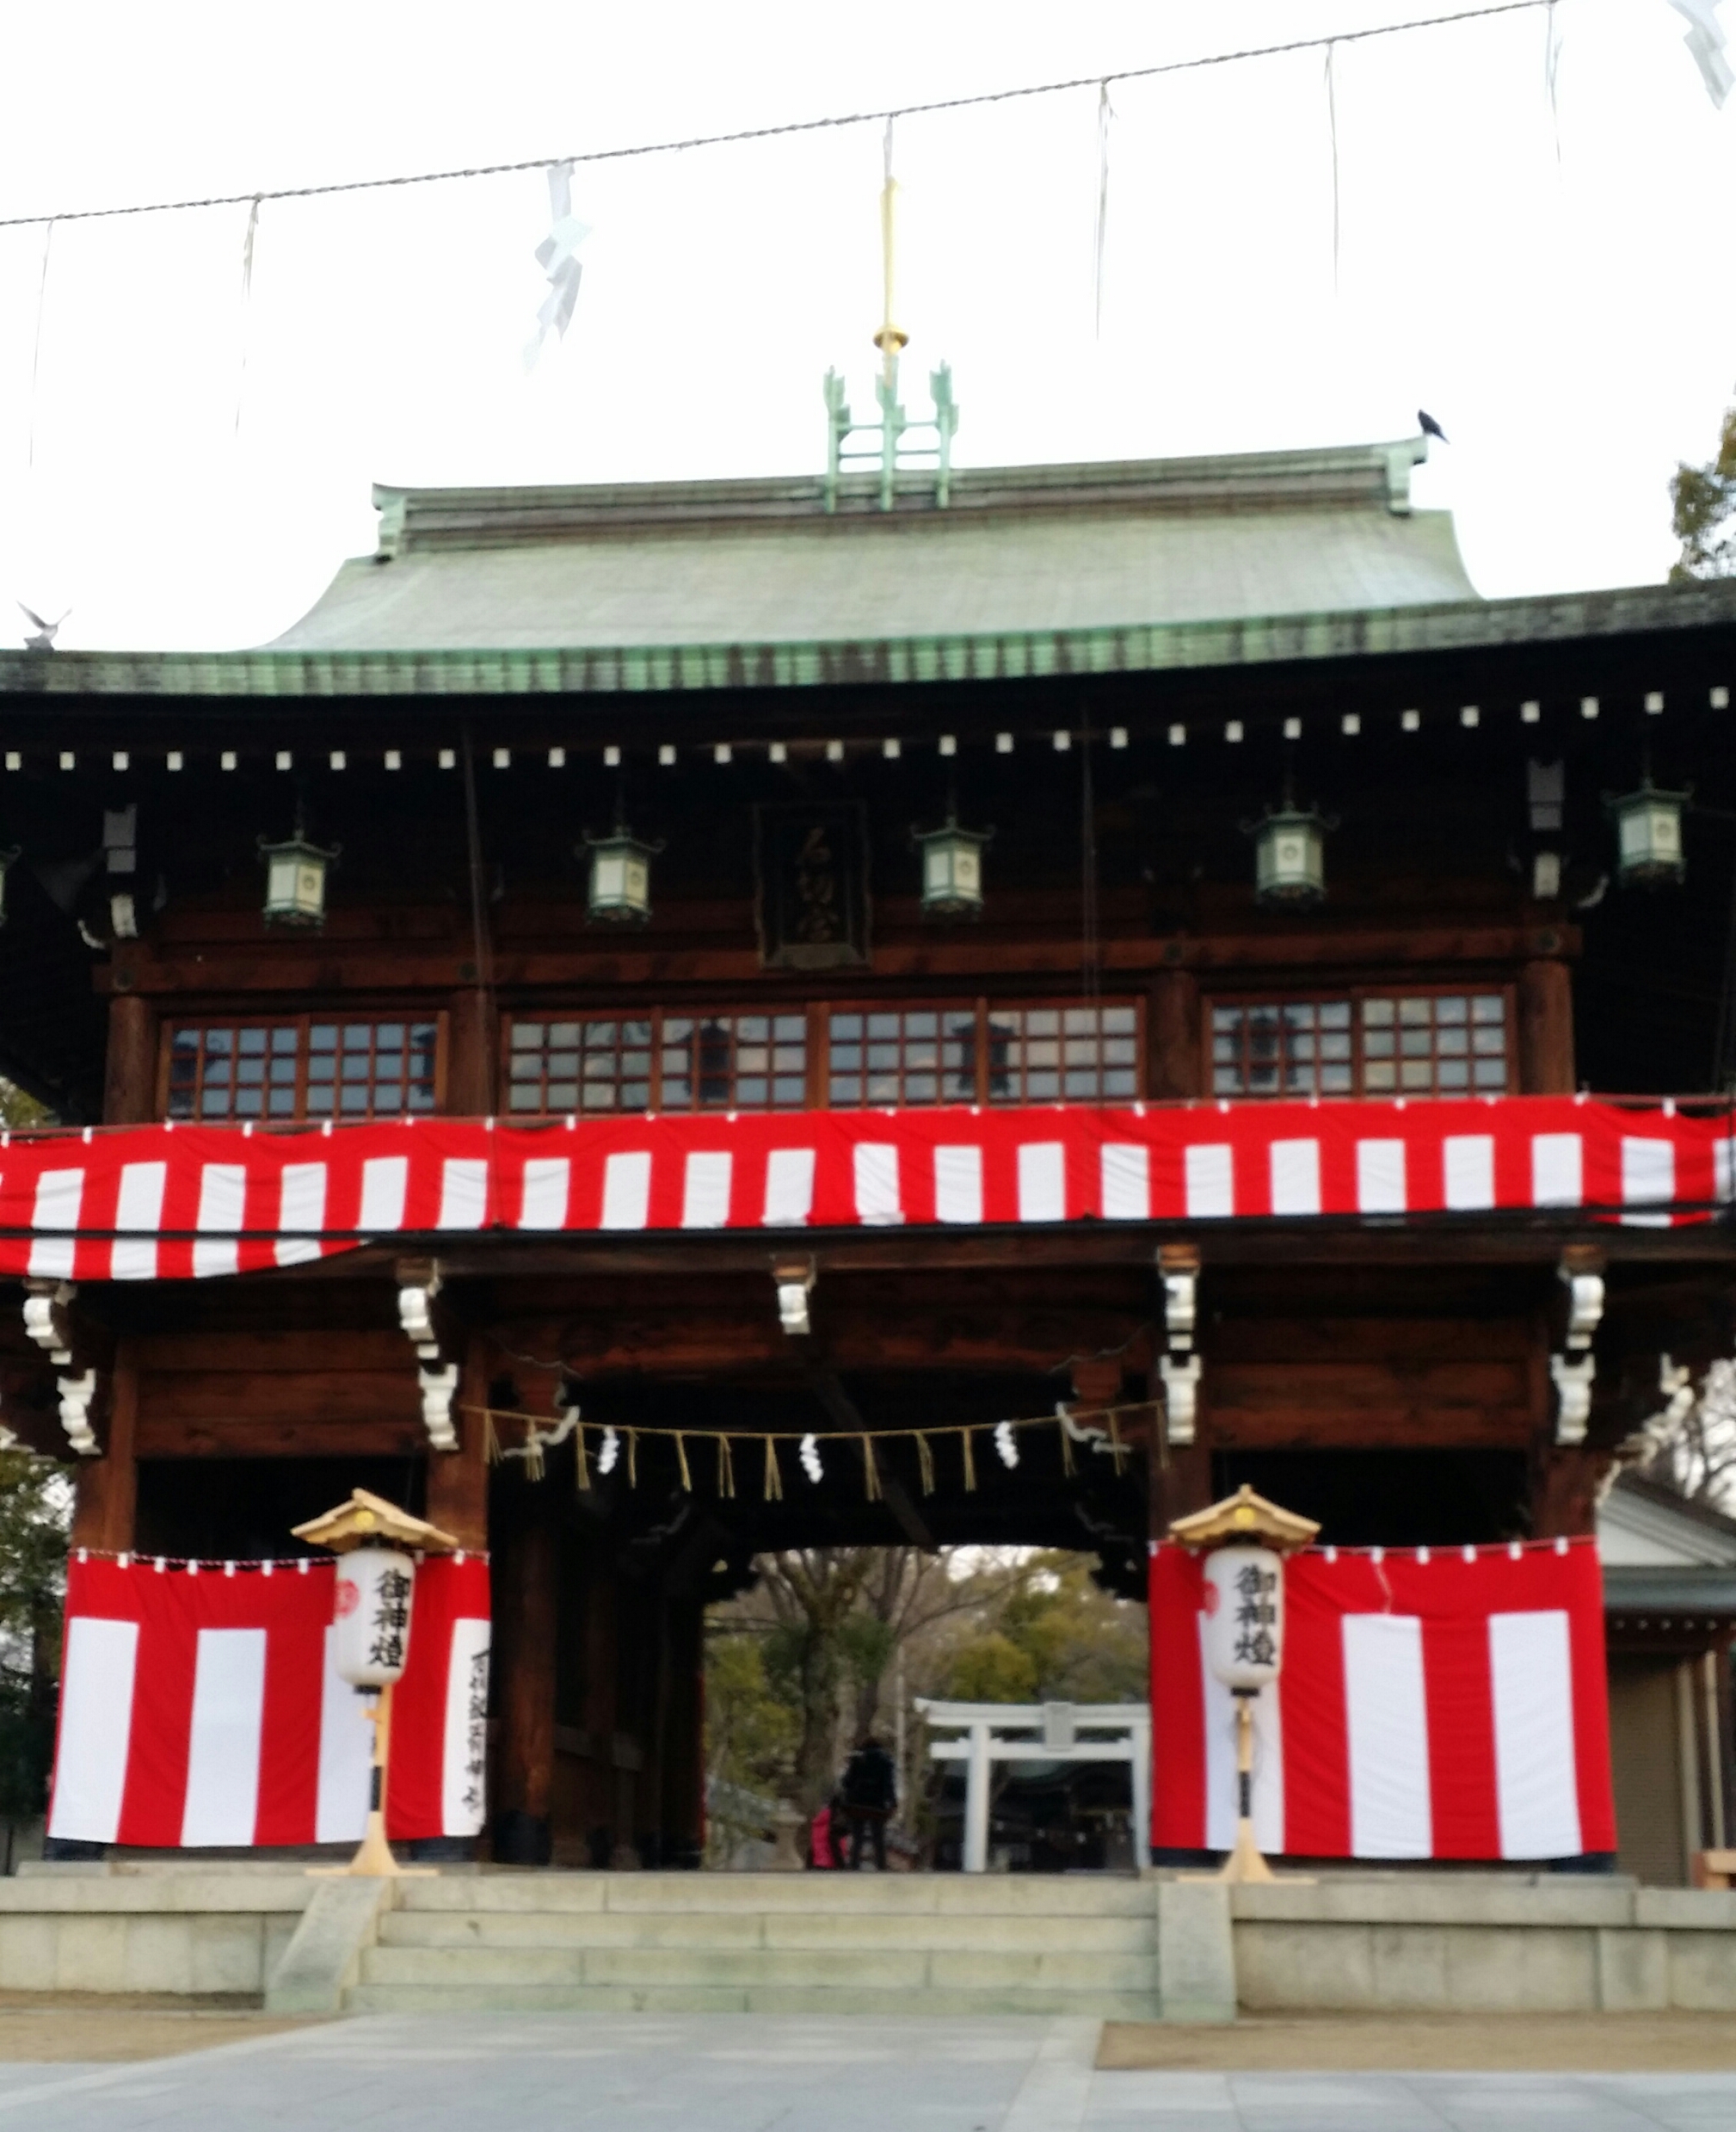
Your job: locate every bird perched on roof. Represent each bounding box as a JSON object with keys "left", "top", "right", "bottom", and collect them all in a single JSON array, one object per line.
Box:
[
  {"left": 16, "top": 602, "right": 68, "bottom": 652},
  {"left": 1418, "top": 410, "right": 1449, "bottom": 444}
]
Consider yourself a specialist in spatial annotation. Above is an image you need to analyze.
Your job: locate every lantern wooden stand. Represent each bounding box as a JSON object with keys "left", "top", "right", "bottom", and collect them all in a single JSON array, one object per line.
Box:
[
  {"left": 1169, "top": 1485, "right": 1319, "bottom": 1887},
  {"left": 292, "top": 1489, "right": 460, "bottom": 1879}
]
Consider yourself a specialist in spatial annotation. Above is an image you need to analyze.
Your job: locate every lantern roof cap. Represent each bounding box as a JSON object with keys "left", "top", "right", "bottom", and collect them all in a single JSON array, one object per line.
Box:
[
  {"left": 1167, "top": 1483, "right": 1320, "bottom": 1554},
  {"left": 291, "top": 1488, "right": 459, "bottom": 1556}
]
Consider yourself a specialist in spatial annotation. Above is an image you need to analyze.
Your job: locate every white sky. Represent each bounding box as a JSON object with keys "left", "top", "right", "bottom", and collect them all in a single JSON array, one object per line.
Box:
[{"left": 0, "top": 0, "right": 1732, "bottom": 651}]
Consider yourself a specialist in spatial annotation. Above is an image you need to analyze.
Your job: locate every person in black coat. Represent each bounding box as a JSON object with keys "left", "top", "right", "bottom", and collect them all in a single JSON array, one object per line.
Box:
[{"left": 840, "top": 1735, "right": 896, "bottom": 1870}]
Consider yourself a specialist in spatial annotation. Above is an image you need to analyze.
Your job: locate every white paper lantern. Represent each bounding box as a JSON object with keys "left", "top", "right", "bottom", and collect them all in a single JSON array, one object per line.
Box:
[
  {"left": 331, "top": 1545, "right": 418, "bottom": 1687},
  {"left": 1201, "top": 1545, "right": 1284, "bottom": 1690}
]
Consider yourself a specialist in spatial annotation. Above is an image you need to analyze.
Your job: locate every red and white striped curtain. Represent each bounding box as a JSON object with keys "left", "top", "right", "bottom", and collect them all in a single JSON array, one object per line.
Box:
[
  {"left": 0, "top": 1096, "right": 1727, "bottom": 1280},
  {"left": 1149, "top": 1539, "right": 1616, "bottom": 1860},
  {"left": 48, "top": 1554, "right": 489, "bottom": 1848}
]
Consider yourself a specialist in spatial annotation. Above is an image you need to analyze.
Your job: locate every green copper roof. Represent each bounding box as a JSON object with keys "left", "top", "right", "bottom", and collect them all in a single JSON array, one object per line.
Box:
[
  {"left": 3, "top": 438, "right": 1733, "bottom": 699},
  {"left": 264, "top": 440, "right": 1474, "bottom": 656},
  {"left": 1, "top": 579, "right": 1733, "bottom": 700}
]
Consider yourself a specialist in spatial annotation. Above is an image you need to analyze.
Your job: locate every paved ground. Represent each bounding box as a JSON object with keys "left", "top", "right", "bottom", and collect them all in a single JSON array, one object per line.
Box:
[
  {"left": 0, "top": 2014, "right": 1733, "bottom": 2129},
  {"left": 1101, "top": 2014, "right": 1736, "bottom": 2074}
]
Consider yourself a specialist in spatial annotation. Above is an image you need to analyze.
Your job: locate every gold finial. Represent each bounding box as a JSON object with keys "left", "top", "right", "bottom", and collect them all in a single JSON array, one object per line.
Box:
[
  {"left": 1167, "top": 1483, "right": 1320, "bottom": 1555},
  {"left": 875, "top": 118, "right": 908, "bottom": 385}
]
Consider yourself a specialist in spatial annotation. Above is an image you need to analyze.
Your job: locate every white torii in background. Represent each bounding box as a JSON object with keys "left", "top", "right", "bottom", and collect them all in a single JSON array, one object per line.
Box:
[{"left": 915, "top": 1699, "right": 1151, "bottom": 1876}]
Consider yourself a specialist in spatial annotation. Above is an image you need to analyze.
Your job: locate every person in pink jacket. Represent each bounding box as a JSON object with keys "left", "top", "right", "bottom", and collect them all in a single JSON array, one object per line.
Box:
[{"left": 808, "top": 1794, "right": 842, "bottom": 1869}]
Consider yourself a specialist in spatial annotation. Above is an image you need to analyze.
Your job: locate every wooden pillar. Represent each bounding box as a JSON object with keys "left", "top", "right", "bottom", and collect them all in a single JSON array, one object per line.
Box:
[
  {"left": 641, "top": 1592, "right": 673, "bottom": 1864},
  {"left": 663, "top": 1597, "right": 705, "bottom": 1864},
  {"left": 70, "top": 1344, "right": 137, "bottom": 1553},
  {"left": 102, "top": 995, "right": 158, "bottom": 1124},
  {"left": 492, "top": 1513, "right": 557, "bottom": 1864},
  {"left": 582, "top": 1551, "right": 621, "bottom": 1856},
  {"left": 1149, "top": 1437, "right": 1213, "bottom": 1539},
  {"left": 1148, "top": 968, "right": 1201, "bottom": 1100},
  {"left": 1517, "top": 960, "right": 1575, "bottom": 1094},
  {"left": 446, "top": 988, "right": 497, "bottom": 1117},
  {"left": 423, "top": 1334, "right": 490, "bottom": 1550}
]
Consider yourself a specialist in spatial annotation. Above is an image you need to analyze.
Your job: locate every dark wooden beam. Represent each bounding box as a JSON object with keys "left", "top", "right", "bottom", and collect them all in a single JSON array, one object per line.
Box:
[
  {"left": 135, "top": 1418, "right": 422, "bottom": 1457},
  {"left": 292, "top": 1219, "right": 1736, "bottom": 1287},
  {"left": 807, "top": 1368, "right": 936, "bottom": 1551},
  {"left": 101, "top": 922, "right": 1580, "bottom": 998}
]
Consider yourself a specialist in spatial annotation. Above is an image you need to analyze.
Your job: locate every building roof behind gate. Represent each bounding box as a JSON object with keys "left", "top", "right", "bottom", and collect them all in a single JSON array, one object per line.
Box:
[{"left": 265, "top": 439, "right": 1474, "bottom": 656}]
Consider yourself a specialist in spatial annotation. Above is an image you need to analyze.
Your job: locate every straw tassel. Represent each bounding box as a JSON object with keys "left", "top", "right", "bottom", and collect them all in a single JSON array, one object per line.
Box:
[
  {"left": 1058, "top": 1414, "right": 1075, "bottom": 1477},
  {"left": 523, "top": 1421, "right": 545, "bottom": 1482},
  {"left": 483, "top": 1409, "right": 503, "bottom": 1466},
  {"left": 916, "top": 1433, "right": 935, "bottom": 1496},
  {"left": 574, "top": 1422, "right": 591, "bottom": 1491},
  {"left": 627, "top": 1427, "right": 638, "bottom": 1488},
  {"left": 1108, "top": 1408, "right": 1129, "bottom": 1476},
  {"left": 674, "top": 1431, "right": 692, "bottom": 1493},
  {"left": 863, "top": 1436, "right": 882, "bottom": 1501},
  {"left": 717, "top": 1433, "right": 736, "bottom": 1499},
  {"left": 763, "top": 1436, "right": 783, "bottom": 1501},
  {"left": 961, "top": 1427, "right": 977, "bottom": 1492}
]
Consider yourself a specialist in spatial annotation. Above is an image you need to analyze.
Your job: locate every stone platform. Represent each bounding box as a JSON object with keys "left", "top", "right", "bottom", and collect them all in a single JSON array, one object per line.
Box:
[{"left": 0, "top": 1866, "right": 1732, "bottom": 2020}]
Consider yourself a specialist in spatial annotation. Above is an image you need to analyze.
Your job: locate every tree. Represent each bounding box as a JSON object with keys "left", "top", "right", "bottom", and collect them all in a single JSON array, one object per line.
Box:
[
  {"left": 0, "top": 1451, "right": 70, "bottom": 1855},
  {"left": 1670, "top": 399, "right": 1736, "bottom": 582},
  {"left": 1635, "top": 1358, "right": 1736, "bottom": 1507},
  {"left": 705, "top": 1543, "right": 1149, "bottom": 1840},
  {"left": 937, "top": 1552, "right": 1148, "bottom": 1705}
]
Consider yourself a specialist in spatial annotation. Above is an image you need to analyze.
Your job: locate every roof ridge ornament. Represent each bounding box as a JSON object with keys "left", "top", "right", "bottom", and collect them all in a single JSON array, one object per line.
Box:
[
  {"left": 823, "top": 120, "right": 958, "bottom": 514},
  {"left": 1382, "top": 434, "right": 1429, "bottom": 516}
]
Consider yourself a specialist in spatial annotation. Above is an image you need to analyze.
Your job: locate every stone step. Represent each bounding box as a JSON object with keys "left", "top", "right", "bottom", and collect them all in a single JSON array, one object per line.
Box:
[
  {"left": 358, "top": 1941, "right": 1158, "bottom": 1995},
  {"left": 394, "top": 1873, "right": 1150, "bottom": 1919},
  {"left": 378, "top": 1909, "right": 1154, "bottom": 1955},
  {"left": 344, "top": 1981, "right": 1162, "bottom": 2019}
]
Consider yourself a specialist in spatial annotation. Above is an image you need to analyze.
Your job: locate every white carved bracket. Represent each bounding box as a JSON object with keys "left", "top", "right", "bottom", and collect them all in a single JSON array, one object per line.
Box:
[
  {"left": 417, "top": 1364, "right": 459, "bottom": 1453},
  {"left": 56, "top": 1371, "right": 99, "bottom": 1457},
  {"left": 1550, "top": 1353, "right": 1596, "bottom": 1445},
  {"left": 1161, "top": 1270, "right": 1197, "bottom": 1351},
  {"left": 398, "top": 1260, "right": 460, "bottom": 1451},
  {"left": 23, "top": 1281, "right": 76, "bottom": 1366},
  {"left": 1560, "top": 1264, "right": 1604, "bottom": 1352},
  {"left": 397, "top": 1274, "right": 444, "bottom": 1361},
  {"left": 1159, "top": 1353, "right": 1201, "bottom": 1445},
  {"left": 773, "top": 1258, "right": 816, "bottom": 1337}
]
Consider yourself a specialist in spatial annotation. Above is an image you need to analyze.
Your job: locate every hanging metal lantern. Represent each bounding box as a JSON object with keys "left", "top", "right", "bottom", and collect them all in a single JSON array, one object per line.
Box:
[
  {"left": 582, "top": 822, "right": 662, "bottom": 923},
  {"left": 1245, "top": 791, "right": 1333, "bottom": 906},
  {"left": 259, "top": 812, "right": 338, "bottom": 929},
  {"left": 1607, "top": 774, "right": 1690, "bottom": 888},
  {"left": 914, "top": 813, "right": 993, "bottom": 919}
]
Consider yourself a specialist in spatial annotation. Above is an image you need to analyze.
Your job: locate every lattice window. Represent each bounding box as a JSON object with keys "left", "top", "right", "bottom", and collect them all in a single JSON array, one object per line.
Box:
[
  {"left": 660, "top": 1014, "right": 807, "bottom": 1111},
  {"left": 828, "top": 1001, "right": 1142, "bottom": 1106},
  {"left": 982, "top": 1003, "right": 1141, "bottom": 1103},
  {"left": 1210, "top": 990, "right": 1512, "bottom": 1099},
  {"left": 506, "top": 1012, "right": 807, "bottom": 1114},
  {"left": 164, "top": 1018, "right": 440, "bottom": 1121}
]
